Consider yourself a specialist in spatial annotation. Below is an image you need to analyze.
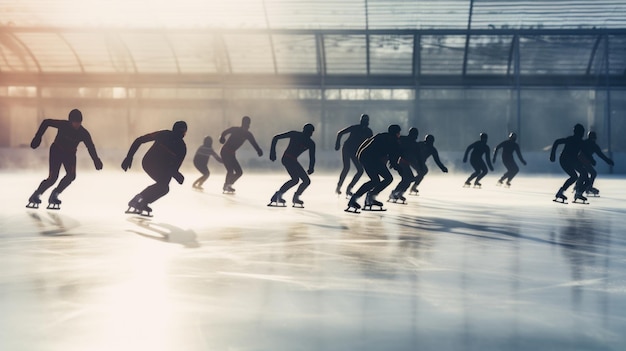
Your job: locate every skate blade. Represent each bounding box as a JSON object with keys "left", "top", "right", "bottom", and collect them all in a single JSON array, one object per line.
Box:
[
  {"left": 292, "top": 204, "right": 304, "bottom": 208},
  {"left": 408, "top": 192, "right": 419, "bottom": 196},
  {"left": 362, "top": 206, "right": 387, "bottom": 211},
  {"left": 552, "top": 199, "right": 568, "bottom": 204},
  {"left": 344, "top": 207, "right": 361, "bottom": 214},
  {"left": 267, "top": 202, "right": 286, "bottom": 207},
  {"left": 46, "top": 204, "right": 61, "bottom": 210},
  {"left": 25, "top": 203, "right": 40, "bottom": 209},
  {"left": 573, "top": 199, "right": 589, "bottom": 205},
  {"left": 125, "top": 207, "right": 153, "bottom": 217}
]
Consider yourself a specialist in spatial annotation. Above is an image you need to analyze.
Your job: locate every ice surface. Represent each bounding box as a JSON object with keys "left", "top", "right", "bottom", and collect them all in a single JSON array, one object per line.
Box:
[{"left": 1, "top": 170, "right": 625, "bottom": 351}]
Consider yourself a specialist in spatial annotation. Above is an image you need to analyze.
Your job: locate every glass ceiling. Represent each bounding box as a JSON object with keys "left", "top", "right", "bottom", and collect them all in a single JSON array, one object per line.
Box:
[{"left": 0, "top": 0, "right": 625, "bottom": 85}]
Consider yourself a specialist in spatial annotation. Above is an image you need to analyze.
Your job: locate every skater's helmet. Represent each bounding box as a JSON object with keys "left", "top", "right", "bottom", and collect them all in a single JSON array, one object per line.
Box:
[
  {"left": 388, "top": 124, "right": 401, "bottom": 137},
  {"left": 573, "top": 123, "right": 584, "bottom": 137},
  {"left": 480, "top": 132, "right": 488, "bottom": 142},
  {"left": 360, "top": 114, "right": 370, "bottom": 126},
  {"left": 203, "top": 136, "right": 213, "bottom": 147},
  {"left": 68, "top": 109, "right": 82, "bottom": 123},
  {"left": 303, "top": 123, "right": 315, "bottom": 137},
  {"left": 508, "top": 132, "right": 517, "bottom": 141},
  {"left": 588, "top": 131, "right": 597, "bottom": 141},
  {"left": 408, "top": 127, "right": 419, "bottom": 140},
  {"left": 173, "top": 121, "right": 187, "bottom": 138},
  {"left": 425, "top": 134, "right": 435, "bottom": 144}
]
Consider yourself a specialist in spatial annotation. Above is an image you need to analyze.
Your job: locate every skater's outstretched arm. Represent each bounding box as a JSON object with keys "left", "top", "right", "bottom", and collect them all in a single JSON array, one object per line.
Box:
[
  {"left": 82, "top": 130, "right": 103, "bottom": 170},
  {"left": 432, "top": 148, "right": 448, "bottom": 172},
  {"left": 593, "top": 144, "right": 614, "bottom": 166},
  {"left": 269, "top": 131, "right": 294, "bottom": 161},
  {"left": 247, "top": 133, "right": 264, "bottom": 157},
  {"left": 334, "top": 125, "right": 354, "bottom": 150},
  {"left": 463, "top": 142, "right": 475, "bottom": 163},
  {"left": 492, "top": 141, "right": 504, "bottom": 163},
  {"left": 514, "top": 143, "right": 527, "bottom": 165},
  {"left": 549, "top": 138, "right": 565, "bottom": 162},
  {"left": 307, "top": 141, "right": 316, "bottom": 174},
  {"left": 484, "top": 145, "right": 494, "bottom": 171},
  {"left": 211, "top": 149, "right": 223, "bottom": 163},
  {"left": 170, "top": 143, "right": 187, "bottom": 184},
  {"left": 121, "top": 131, "right": 159, "bottom": 171},
  {"left": 30, "top": 119, "right": 63, "bottom": 149}
]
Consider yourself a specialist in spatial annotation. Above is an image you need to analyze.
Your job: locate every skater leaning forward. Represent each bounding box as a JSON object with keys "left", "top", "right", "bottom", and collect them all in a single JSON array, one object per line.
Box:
[
  {"left": 121, "top": 121, "right": 187, "bottom": 216},
  {"left": 550, "top": 123, "right": 588, "bottom": 204},
  {"left": 192, "top": 136, "right": 223, "bottom": 190},
  {"left": 218, "top": 116, "right": 263, "bottom": 194},
  {"left": 463, "top": 132, "right": 493, "bottom": 188},
  {"left": 334, "top": 114, "right": 373, "bottom": 196},
  {"left": 27, "top": 109, "right": 103, "bottom": 209},
  {"left": 346, "top": 124, "right": 402, "bottom": 212},
  {"left": 268, "top": 124, "right": 316, "bottom": 208}
]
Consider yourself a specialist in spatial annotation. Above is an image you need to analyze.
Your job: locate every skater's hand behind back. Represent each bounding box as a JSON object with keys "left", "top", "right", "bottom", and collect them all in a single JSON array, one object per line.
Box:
[
  {"left": 307, "top": 168, "right": 314, "bottom": 175},
  {"left": 30, "top": 136, "right": 41, "bottom": 149},
  {"left": 121, "top": 157, "right": 132, "bottom": 171},
  {"left": 257, "top": 149, "right": 263, "bottom": 157},
  {"left": 270, "top": 151, "right": 276, "bottom": 161}
]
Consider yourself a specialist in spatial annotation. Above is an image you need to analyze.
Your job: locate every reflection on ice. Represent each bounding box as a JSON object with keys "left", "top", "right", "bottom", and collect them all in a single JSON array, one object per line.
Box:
[{"left": 0, "top": 171, "right": 625, "bottom": 351}]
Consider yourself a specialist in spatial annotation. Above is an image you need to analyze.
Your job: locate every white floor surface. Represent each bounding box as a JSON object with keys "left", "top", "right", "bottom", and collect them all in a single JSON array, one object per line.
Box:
[{"left": 1, "top": 170, "right": 625, "bottom": 351}]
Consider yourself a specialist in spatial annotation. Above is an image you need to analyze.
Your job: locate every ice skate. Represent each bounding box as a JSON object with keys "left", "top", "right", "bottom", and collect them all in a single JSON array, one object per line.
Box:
[
  {"left": 388, "top": 191, "right": 406, "bottom": 204},
  {"left": 345, "top": 187, "right": 354, "bottom": 199},
  {"left": 496, "top": 179, "right": 503, "bottom": 187},
  {"left": 26, "top": 191, "right": 42, "bottom": 209},
  {"left": 363, "top": 192, "right": 386, "bottom": 211},
  {"left": 586, "top": 187, "right": 600, "bottom": 197},
  {"left": 125, "top": 194, "right": 153, "bottom": 217},
  {"left": 292, "top": 194, "right": 305, "bottom": 208},
  {"left": 345, "top": 195, "right": 361, "bottom": 214},
  {"left": 409, "top": 186, "right": 419, "bottom": 196},
  {"left": 573, "top": 192, "right": 589, "bottom": 205},
  {"left": 505, "top": 181, "right": 511, "bottom": 188},
  {"left": 47, "top": 191, "right": 62, "bottom": 210},
  {"left": 463, "top": 181, "right": 472, "bottom": 188},
  {"left": 553, "top": 188, "right": 568, "bottom": 204},
  {"left": 267, "top": 192, "right": 286, "bottom": 207},
  {"left": 222, "top": 184, "right": 236, "bottom": 194},
  {"left": 473, "top": 182, "right": 482, "bottom": 189}
]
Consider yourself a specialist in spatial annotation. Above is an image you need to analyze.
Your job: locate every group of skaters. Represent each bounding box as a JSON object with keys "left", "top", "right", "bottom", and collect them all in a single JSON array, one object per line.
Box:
[{"left": 25, "top": 109, "right": 614, "bottom": 215}]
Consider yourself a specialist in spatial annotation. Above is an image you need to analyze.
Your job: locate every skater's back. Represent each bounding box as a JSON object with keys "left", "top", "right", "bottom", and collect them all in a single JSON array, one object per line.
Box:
[
  {"left": 358, "top": 131, "right": 401, "bottom": 165},
  {"left": 550, "top": 126, "right": 584, "bottom": 163},
  {"left": 32, "top": 118, "right": 98, "bottom": 157},
  {"left": 220, "top": 117, "right": 262, "bottom": 153},
  {"left": 335, "top": 114, "right": 373, "bottom": 150}
]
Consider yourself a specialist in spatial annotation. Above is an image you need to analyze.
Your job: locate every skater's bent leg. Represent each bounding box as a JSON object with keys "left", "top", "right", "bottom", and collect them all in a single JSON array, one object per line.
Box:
[
  {"left": 476, "top": 167, "right": 488, "bottom": 183},
  {"left": 337, "top": 148, "right": 352, "bottom": 188},
  {"left": 37, "top": 150, "right": 63, "bottom": 194},
  {"left": 221, "top": 153, "right": 236, "bottom": 185},
  {"left": 55, "top": 158, "right": 77, "bottom": 193},
  {"left": 560, "top": 159, "right": 578, "bottom": 191},
  {"left": 141, "top": 181, "right": 170, "bottom": 204},
  {"left": 346, "top": 154, "right": 363, "bottom": 190},
  {"left": 295, "top": 173, "right": 311, "bottom": 195},
  {"left": 278, "top": 158, "right": 302, "bottom": 193},
  {"left": 353, "top": 161, "right": 378, "bottom": 197},
  {"left": 371, "top": 164, "right": 392, "bottom": 195},
  {"left": 231, "top": 159, "right": 243, "bottom": 185}
]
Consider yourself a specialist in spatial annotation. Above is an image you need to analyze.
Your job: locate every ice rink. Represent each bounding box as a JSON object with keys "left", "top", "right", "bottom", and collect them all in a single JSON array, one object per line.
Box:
[{"left": 1, "top": 170, "right": 625, "bottom": 351}]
